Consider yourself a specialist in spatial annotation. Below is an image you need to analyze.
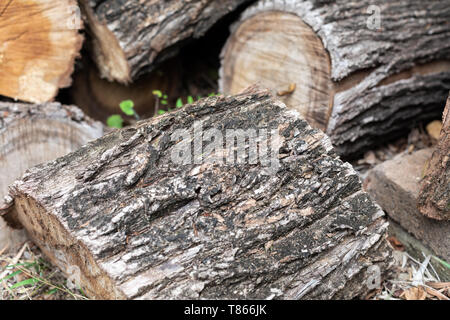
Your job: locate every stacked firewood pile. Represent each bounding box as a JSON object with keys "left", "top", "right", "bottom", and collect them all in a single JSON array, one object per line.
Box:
[{"left": 0, "top": 0, "right": 448, "bottom": 299}]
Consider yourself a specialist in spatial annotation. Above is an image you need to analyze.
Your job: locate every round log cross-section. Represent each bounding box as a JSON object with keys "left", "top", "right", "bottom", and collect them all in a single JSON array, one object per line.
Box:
[
  {"left": 220, "top": 11, "right": 332, "bottom": 130},
  {"left": 0, "top": 0, "right": 83, "bottom": 103},
  {"left": 0, "top": 102, "right": 103, "bottom": 252}
]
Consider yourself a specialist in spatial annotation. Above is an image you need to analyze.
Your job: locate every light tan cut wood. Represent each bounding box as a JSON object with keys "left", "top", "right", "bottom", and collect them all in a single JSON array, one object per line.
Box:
[
  {"left": 0, "top": 102, "right": 103, "bottom": 252},
  {"left": 0, "top": 0, "right": 83, "bottom": 103},
  {"left": 220, "top": 11, "right": 332, "bottom": 130}
]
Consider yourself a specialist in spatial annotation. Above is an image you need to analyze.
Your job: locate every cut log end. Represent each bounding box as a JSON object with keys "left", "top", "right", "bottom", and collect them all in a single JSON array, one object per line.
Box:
[
  {"left": 220, "top": 11, "right": 332, "bottom": 130},
  {"left": 0, "top": 102, "right": 103, "bottom": 208},
  {"left": 79, "top": 0, "right": 131, "bottom": 83},
  {"left": 0, "top": 0, "right": 83, "bottom": 103},
  {"left": 0, "top": 102, "right": 103, "bottom": 253}
]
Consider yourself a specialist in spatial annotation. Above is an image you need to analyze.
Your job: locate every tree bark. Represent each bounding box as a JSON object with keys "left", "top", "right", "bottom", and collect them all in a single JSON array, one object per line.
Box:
[
  {"left": 418, "top": 93, "right": 450, "bottom": 220},
  {"left": 219, "top": 0, "right": 450, "bottom": 158},
  {"left": 9, "top": 87, "right": 391, "bottom": 299},
  {"left": 79, "top": 0, "right": 252, "bottom": 83},
  {"left": 0, "top": 102, "right": 103, "bottom": 251},
  {"left": 0, "top": 0, "right": 83, "bottom": 103}
]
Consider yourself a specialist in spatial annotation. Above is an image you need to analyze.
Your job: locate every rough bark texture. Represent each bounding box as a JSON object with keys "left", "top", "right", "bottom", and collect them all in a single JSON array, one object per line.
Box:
[
  {"left": 0, "top": 0, "right": 83, "bottom": 103},
  {"left": 364, "top": 148, "right": 450, "bottom": 262},
  {"left": 80, "top": 0, "right": 252, "bottom": 83},
  {"left": 219, "top": 0, "right": 450, "bottom": 157},
  {"left": 418, "top": 93, "right": 450, "bottom": 220},
  {"left": 10, "top": 88, "right": 391, "bottom": 299},
  {"left": 0, "top": 102, "right": 103, "bottom": 252}
]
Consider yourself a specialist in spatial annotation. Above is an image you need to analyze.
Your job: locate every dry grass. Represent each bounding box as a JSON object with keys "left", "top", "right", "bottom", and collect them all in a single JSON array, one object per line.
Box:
[
  {"left": 373, "top": 248, "right": 449, "bottom": 300},
  {"left": 0, "top": 241, "right": 87, "bottom": 300}
]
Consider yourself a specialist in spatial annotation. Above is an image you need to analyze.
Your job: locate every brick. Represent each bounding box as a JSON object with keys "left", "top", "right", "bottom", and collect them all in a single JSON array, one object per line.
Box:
[{"left": 364, "top": 148, "right": 450, "bottom": 261}]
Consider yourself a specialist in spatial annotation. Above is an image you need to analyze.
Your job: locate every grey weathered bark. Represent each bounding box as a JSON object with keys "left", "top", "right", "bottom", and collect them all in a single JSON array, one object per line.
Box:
[
  {"left": 10, "top": 87, "right": 391, "bottom": 299},
  {"left": 0, "top": 102, "right": 103, "bottom": 252},
  {"left": 0, "top": 0, "right": 83, "bottom": 103},
  {"left": 418, "top": 93, "right": 450, "bottom": 220},
  {"left": 79, "top": 0, "right": 252, "bottom": 83},
  {"left": 219, "top": 0, "right": 450, "bottom": 157}
]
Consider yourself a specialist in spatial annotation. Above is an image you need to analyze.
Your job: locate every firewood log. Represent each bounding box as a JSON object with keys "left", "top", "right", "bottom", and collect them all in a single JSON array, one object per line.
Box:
[
  {"left": 219, "top": 0, "right": 450, "bottom": 157},
  {"left": 79, "top": 0, "right": 252, "bottom": 83},
  {"left": 418, "top": 93, "right": 450, "bottom": 220},
  {"left": 9, "top": 87, "right": 391, "bottom": 299}
]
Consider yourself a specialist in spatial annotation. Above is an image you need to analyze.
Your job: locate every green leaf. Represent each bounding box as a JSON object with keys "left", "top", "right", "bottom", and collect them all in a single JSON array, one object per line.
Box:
[
  {"left": 163, "top": 94, "right": 168, "bottom": 99},
  {"left": 158, "top": 110, "right": 166, "bottom": 115},
  {"left": 433, "top": 256, "right": 450, "bottom": 269},
  {"left": 46, "top": 288, "right": 58, "bottom": 295},
  {"left": 106, "top": 115, "right": 124, "bottom": 128},
  {"left": 197, "top": 95, "right": 202, "bottom": 100},
  {"left": 161, "top": 100, "right": 168, "bottom": 105},
  {"left": 10, "top": 278, "right": 39, "bottom": 289},
  {"left": 119, "top": 100, "right": 135, "bottom": 116},
  {"left": 187, "top": 96, "right": 194, "bottom": 104},
  {"left": 152, "top": 90, "right": 162, "bottom": 98},
  {"left": 176, "top": 98, "right": 183, "bottom": 108},
  {"left": 7, "top": 262, "right": 35, "bottom": 269},
  {"left": 1, "top": 270, "right": 23, "bottom": 281}
]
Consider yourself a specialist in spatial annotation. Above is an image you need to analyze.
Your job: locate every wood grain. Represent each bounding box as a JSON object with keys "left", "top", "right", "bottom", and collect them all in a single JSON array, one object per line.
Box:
[
  {"left": 220, "top": 11, "right": 332, "bottom": 130},
  {"left": 0, "top": 0, "right": 83, "bottom": 103}
]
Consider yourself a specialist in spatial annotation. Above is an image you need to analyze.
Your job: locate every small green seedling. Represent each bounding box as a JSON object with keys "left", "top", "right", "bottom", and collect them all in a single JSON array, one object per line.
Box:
[
  {"left": 107, "top": 100, "right": 141, "bottom": 129},
  {"left": 120, "top": 100, "right": 140, "bottom": 120},
  {"left": 153, "top": 90, "right": 169, "bottom": 115},
  {"left": 187, "top": 96, "right": 194, "bottom": 104},
  {"left": 119, "top": 100, "right": 134, "bottom": 116},
  {"left": 106, "top": 114, "right": 124, "bottom": 128},
  {"left": 176, "top": 98, "right": 183, "bottom": 108}
]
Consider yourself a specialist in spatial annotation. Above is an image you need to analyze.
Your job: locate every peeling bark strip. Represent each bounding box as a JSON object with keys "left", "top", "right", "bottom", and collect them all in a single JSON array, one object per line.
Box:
[
  {"left": 219, "top": 0, "right": 450, "bottom": 157},
  {"left": 0, "top": 0, "right": 83, "bottom": 103},
  {"left": 0, "top": 102, "right": 103, "bottom": 252},
  {"left": 79, "top": 0, "right": 252, "bottom": 83},
  {"left": 10, "top": 88, "right": 391, "bottom": 299},
  {"left": 418, "top": 93, "right": 450, "bottom": 220}
]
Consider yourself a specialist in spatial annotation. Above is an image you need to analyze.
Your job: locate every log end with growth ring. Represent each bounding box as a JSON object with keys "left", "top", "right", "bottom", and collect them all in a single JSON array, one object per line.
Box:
[
  {"left": 220, "top": 11, "right": 333, "bottom": 131},
  {"left": 0, "top": 0, "right": 83, "bottom": 103}
]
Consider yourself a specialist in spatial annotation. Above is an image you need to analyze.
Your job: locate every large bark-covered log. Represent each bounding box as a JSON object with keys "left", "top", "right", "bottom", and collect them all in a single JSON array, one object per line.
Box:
[
  {"left": 418, "top": 93, "right": 450, "bottom": 220},
  {"left": 219, "top": 0, "right": 450, "bottom": 157},
  {"left": 0, "top": 102, "right": 103, "bottom": 252},
  {"left": 80, "top": 0, "right": 252, "bottom": 83},
  {"left": 0, "top": 0, "right": 83, "bottom": 103},
  {"left": 9, "top": 87, "right": 391, "bottom": 299}
]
